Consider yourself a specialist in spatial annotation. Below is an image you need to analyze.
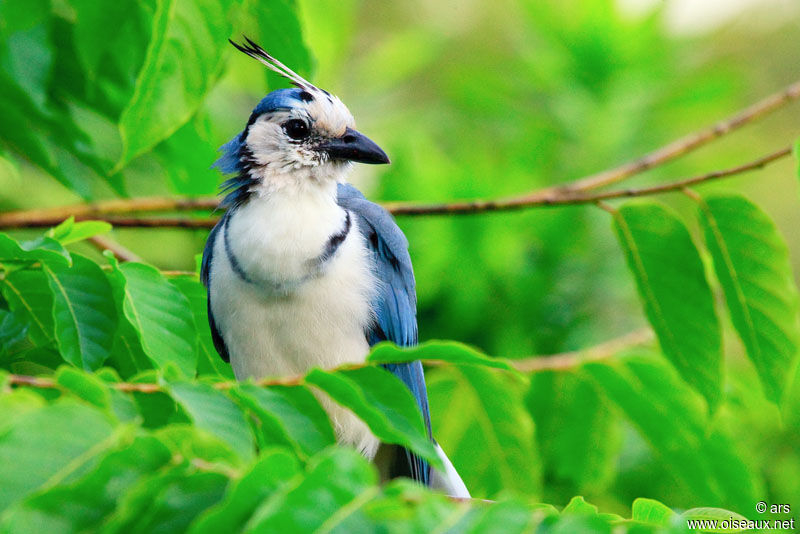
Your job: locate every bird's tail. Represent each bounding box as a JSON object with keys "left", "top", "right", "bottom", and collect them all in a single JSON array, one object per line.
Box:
[{"left": 430, "top": 444, "right": 470, "bottom": 498}]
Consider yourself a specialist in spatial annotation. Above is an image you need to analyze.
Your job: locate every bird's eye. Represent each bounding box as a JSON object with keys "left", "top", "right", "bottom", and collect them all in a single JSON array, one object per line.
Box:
[{"left": 283, "top": 119, "right": 310, "bottom": 140}]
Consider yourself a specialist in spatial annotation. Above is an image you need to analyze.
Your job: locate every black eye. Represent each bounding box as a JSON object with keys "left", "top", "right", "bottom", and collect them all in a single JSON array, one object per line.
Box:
[{"left": 283, "top": 119, "right": 309, "bottom": 140}]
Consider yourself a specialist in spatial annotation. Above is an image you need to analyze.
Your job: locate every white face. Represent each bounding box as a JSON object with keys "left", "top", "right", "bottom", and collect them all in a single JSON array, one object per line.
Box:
[{"left": 244, "top": 90, "right": 357, "bottom": 174}]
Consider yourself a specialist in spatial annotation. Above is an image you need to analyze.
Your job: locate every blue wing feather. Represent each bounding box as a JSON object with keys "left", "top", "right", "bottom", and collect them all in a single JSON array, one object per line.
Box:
[
  {"left": 337, "top": 183, "right": 432, "bottom": 485},
  {"left": 201, "top": 214, "right": 231, "bottom": 363}
]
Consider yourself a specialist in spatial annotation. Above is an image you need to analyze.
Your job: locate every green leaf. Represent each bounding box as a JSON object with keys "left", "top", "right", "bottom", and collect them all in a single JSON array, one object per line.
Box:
[
  {"left": 55, "top": 366, "right": 113, "bottom": 410},
  {"left": 43, "top": 254, "right": 117, "bottom": 370},
  {"left": 0, "top": 1, "right": 99, "bottom": 193},
  {"left": 353, "top": 478, "right": 464, "bottom": 533},
  {"left": 306, "top": 366, "right": 442, "bottom": 470},
  {"left": 107, "top": 318, "right": 154, "bottom": 379},
  {"left": 0, "top": 232, "right": 70, "bottom": 267},
  {"left": 561, "top": 497, "right": 596, "bottom": 517},
  {"left": 154, "top": 113, "right": 220, "bottom": 195},
  {"left": 0, "top": 436, "right": 172, "bottom": 534},
  {"left": 527, "top": 371, "right": 620, "bottom": 497},
  {"left": 461, "top": 499, "right": 538, "bottom": 534},
  {"left": 245, "top": 0, "right": 313, "bottom": 88},
  {"left": 104, "top": 258, "right": 153, "bottom": 377},
  {"left": 232, "top": 384, "right": 335, "bottom": 459},
  {"left": 245, "top": 447, "right": 377, "bottom": 532},
  {"left": 104, "top": 466, "right": 229, "bottom": 534},
  {"left": 427, "top": 365, "right": 539, "bottom": 498},
  {"left": 188, "top": 449, "right": 300, "bottom": 534},
  {"left": 114, "top": 261, "right": 196, "bottom": 376},
  {"left": 696, "top": 194, "right": 800, "bottom": 403},
  {"left": 170, "top": 381, "right": 255, "bottom": 461},
  {"left": 680, "top": 507, "right": 748, "bottom": 533},
  {"left": 368, "top": 340, "right": 518, "bottom": 373},
  {"left": 171, "top": 277, "right": 234, "bottom": 379},
  {"left": 583, "top": 355, "right": 761, "bottom": 514},
  {"left": 0, "top": 399, "right": 116, "bottom": 512},
  {"left": 1, "top": 269, "right": 55, "bottom": 345},
  {"left": 631, "top": 498, "right": 677, "bottom": 526},
  {"left": 611, "top": 202, "right": 722, "bottom": 408},
  {"left": 155, "top": 424, "right": 240, "bottom": 467},
  {"left": 69, "top": 0, "right": 153, "bottom": 95},
  {"left": 0, "top": 309, "right": 28, "bottom": 355},
  {"left": 46, "top": 217, "right": 112, "bottom": 245},
  {"left": 115, "top": 0, "right": 234, "bottom": 169}
]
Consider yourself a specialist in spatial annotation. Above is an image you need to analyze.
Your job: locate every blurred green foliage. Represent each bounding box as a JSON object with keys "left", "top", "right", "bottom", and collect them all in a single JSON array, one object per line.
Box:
[{"left": 1, "top": 0, "right": 800, "bottom": 531}]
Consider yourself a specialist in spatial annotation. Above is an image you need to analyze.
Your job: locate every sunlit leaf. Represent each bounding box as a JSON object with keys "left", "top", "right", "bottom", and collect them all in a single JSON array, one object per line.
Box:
[
  {"left": 697, "top": 194, "right": 800, "bottom": 403},
  {"left": 46, "top": 217, "right": 112, "bottom": 245},
  {"left": 154, "top": 114, "right": 220, "bottom": 195},
  {"left": 680, "top": 507, "right": 748, "bottom": 532},
  {"left": 231, "top": 384, "right": 335, "bottom": 459},
  {"left": 0, "top": 398, "right": 116, "bottom": 512},
  {"left": 631, "top": 498, "right": 677, "bottom": 527},
  {"left": 368, "top": 340, "right": 518, "bottom": 373},
  {"left": 113, "top": 261, "right": 196, "bottom": 376},
  {"left": 170, "top": 381, "right": 255, "bottom": 461},
  {"left": 0, "top": 436, "right": 172, "bottom": 533},
  {"left": 0, "top": 232, "right": 70, "bottom": 267},
  {"left": 55, "top": 366, "right": 112, "bottom": 410},
  {"left": 611, "top": 202, "right": 722, "bottom": 408},
  {"left": 43, "top": 254, "right": 117, "bottom": 370},
  {"left": 244, "top": 447, "right": 376, "bottom": 532},
  {"left": 427, "top": 365, "right": 539, "bottom": 499},
  {"left": 115, "top": 0, "right": 235, "bottom": 169},
  {"left": 188, "top": 449, "right": 300, "bottom": 534},
  {"left": 583, "top": 355, "right": 761, "bottom": 514},
  {"left": 306, "top": 366, "right": 442, "bottom": 470},
  {"left": 246, "top": 0, "right": 313, "bottom": 88}
]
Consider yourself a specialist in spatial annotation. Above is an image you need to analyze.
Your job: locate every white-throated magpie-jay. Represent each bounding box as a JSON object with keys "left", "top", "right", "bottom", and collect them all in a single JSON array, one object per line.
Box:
[{"left": 201, "top": 38, "right": 468, "bottom": 497}]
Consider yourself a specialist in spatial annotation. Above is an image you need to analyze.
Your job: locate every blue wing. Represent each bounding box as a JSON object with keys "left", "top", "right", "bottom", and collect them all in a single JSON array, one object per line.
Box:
[
  {"left": 201, "top": 213, "right": 231, "bottom": 363},
  {"left": 337, "top": 183, "right": 432, "bottom": 485}
]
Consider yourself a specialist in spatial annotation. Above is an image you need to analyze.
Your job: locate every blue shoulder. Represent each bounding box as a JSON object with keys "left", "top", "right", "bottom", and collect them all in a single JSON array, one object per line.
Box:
[
  {"left": 337, "top": 183, "right": 431, "bottom": 485},
  {"left": 337, "top": 183, "right": 417, "bottom": 346}
]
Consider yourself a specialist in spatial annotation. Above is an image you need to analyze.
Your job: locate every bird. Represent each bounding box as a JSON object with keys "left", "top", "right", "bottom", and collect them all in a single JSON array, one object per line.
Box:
[{"left": 201, "top": 38, "right": 469, "bottom": 497}]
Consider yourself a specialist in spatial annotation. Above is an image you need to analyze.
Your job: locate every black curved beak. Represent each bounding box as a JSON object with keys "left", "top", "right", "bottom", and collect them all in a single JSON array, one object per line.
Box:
[{"left": 318, "top": 127, "right": 390, "bottom": 165}]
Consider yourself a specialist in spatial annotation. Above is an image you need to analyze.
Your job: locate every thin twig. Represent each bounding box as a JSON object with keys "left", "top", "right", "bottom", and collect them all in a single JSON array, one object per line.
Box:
[
  {"left": 0, "top": 79, "right": 798, "bottom": 229},
  {"left": 1, "top": 145, "right": 787, "bottom": 229},
  {"left": 384, "top": 146, "right": 791, "bottom": 215},
  {"left": 5, "top": 329, "right": 653, "bottom": 393},
  {"left": 161, "top": 270, "right": 198, "bottom": 277},
  {"left": 87, "top": 235, "right": 143, "bottom": 263},
  {"left": 512, "top": 328, "right": 654, "bottom": 372},
  {"left": 0, "top": 197, "right": 218, "bottom": 228},
  {"left": 556, "top": 80, "right": 800, "bottom": 193}
]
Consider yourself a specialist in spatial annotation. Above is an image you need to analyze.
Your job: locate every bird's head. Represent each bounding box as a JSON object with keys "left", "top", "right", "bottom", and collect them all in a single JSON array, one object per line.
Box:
[{"left": 215, "top": 38, "right": 388, "bottom": 200}]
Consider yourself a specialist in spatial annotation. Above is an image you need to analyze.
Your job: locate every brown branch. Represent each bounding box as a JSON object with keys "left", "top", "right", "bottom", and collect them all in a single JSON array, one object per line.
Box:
[
  {"left": 512, "top": 328, "right": 654, "bottom": 372},
  {"left": 0, "top": 79, "right": 798, "bottom": 229},
  {"left": 87, "top": 235, "right": 143, "bottom": 263},
  {"left": 555, "top": 79, "right": 800, "bottom": 193},
  {"left": 0, "top": 197, "right": 218, "bottom": 228},
  {"left": 384, "top": 146, "right": 791, "bottom": 215},
  {"left": 2, "top": 144, "right": 787, "bottom": 229},
  {"left": 5, "top": 329, "right": 653, "bottom": 393}
]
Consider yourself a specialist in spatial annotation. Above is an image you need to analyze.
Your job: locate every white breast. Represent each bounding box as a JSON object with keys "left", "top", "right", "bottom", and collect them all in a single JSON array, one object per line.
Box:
[{"left": 207, "top": 181, "right": 380, "bottom": 456}]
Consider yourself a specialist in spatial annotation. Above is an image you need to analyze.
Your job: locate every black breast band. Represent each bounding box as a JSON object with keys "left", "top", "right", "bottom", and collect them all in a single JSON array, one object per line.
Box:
[{"left": 223, "top": 210, "right": 353, "bottom": 292}]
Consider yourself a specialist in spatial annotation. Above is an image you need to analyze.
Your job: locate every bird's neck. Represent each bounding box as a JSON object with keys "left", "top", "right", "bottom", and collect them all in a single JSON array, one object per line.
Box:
[
  {"left": 248, "top": 160, "right": 351, "bottom": 199},
  {"left": 224, "top": 172, "right": 349, "bottom": 291}
]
